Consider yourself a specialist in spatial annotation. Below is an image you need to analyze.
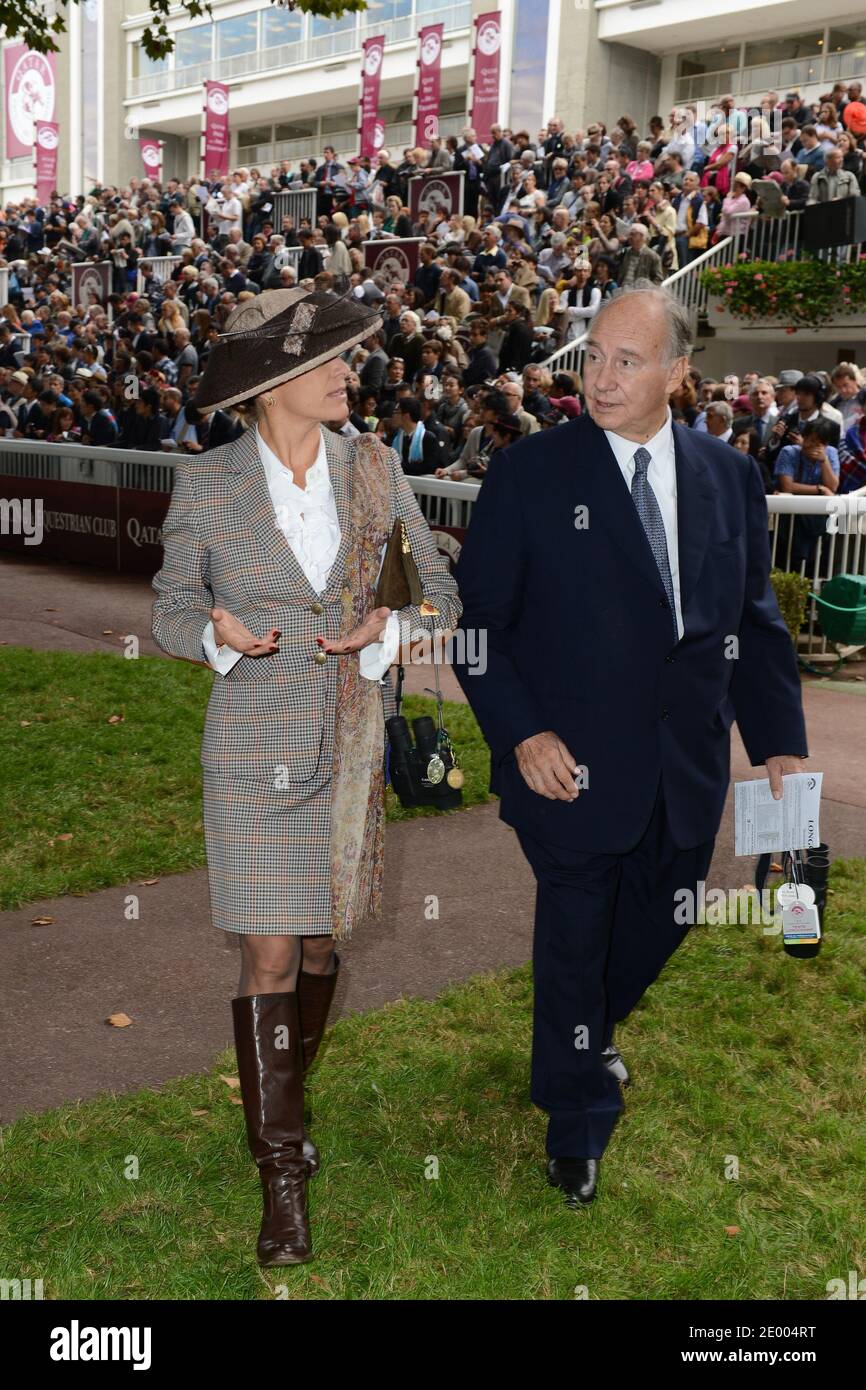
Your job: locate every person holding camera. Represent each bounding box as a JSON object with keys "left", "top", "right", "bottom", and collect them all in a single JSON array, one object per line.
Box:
[{"left": 152, "top": 287, "right": 460, "bottom": 1267}]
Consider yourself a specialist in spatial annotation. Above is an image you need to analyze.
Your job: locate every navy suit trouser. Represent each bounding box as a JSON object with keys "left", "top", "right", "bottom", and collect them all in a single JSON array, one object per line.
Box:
[{"left": 515, "top": 778, "right": 716, "bottom": 1160}]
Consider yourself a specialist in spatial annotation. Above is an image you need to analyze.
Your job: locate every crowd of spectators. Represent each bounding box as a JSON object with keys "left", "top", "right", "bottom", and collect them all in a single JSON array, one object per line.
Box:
[{"left": 1, "top": 84, "right": 865, "bottom": 484}]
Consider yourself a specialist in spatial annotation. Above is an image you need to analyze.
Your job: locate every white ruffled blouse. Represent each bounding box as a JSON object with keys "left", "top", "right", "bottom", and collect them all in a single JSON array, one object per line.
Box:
[{"left": 201, "top": 424, "right": 399, "bottom": 679}]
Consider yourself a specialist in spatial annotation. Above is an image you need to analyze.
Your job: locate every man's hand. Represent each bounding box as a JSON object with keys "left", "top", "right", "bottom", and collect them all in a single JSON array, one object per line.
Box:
[
  {"left": 765, "top": 754, "right": 806, "bottom": 800},
  {"left": 514, "top": 730, "right": 580, "bottom": 801},
  {"left": 211, "top": 607, "right": 280, "bottom": 657}
]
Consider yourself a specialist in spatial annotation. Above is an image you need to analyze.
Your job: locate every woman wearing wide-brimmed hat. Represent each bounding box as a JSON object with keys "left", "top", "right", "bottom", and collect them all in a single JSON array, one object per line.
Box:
[{"left": 151, "top": 287, "right": 461, "bottom": 1265}]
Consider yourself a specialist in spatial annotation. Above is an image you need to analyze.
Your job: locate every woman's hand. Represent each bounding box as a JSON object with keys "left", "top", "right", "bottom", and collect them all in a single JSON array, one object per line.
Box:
[
  {"left": 211, "top": 607, "right": 280, "bottom": 657},
  {"left": 315, "top": 606, "right": 392, "bottom": 655}
]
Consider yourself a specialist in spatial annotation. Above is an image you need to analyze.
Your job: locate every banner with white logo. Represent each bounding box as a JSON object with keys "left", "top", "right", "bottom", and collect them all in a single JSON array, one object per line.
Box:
[
  {"left": 414, "top": 24, "right": 444, "bottom": 149},
  {"left": 202, "top": 80, "right": 229, "bottom": 180},
  {"left": 470, "top": 11, "right": 501, "bottom": 144},
  {"left": 5, "top": 43, "right": 56, "bottom": 160},
  {"left": 140, "top": 137, "right": 163, "bottom": 182},
  {"left": 71, "top": 261, "right": 112, "bottom": 308},
  {"left": 362, "top": 237, "right": 426, "bottom": 286},
  {"left": 34, "top": 120, "right": 59, "bottom": 205},
  {"left": 408, "top": 171, "right": 464, "bottom": 221},
  {"left": 358, "top": 36, "right": 385, "bottom": 159}
]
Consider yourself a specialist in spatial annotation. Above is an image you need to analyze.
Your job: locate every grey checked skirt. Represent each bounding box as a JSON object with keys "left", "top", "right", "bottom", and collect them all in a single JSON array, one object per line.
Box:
[{"left": 202, "top": 767, "right": 335, "bottom": 935}]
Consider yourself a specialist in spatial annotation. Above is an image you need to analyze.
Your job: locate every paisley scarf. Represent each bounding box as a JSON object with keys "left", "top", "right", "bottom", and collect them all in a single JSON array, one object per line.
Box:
[{"left": 329, "top": 432, "right": 392, "bottom": 940}]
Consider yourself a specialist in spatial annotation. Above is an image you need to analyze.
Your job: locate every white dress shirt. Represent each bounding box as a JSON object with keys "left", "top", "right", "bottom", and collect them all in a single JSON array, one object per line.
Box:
[
  {"left": 603, "top": 405, "right": 685, "bottom": 641},
  {"left": 202, "top": 424, "right": 399, "bottom": 680}
]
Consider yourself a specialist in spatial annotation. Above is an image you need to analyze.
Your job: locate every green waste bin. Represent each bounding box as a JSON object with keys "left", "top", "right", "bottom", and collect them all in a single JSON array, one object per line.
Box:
[{"left": 810, "top": 574, "right": 866, "bottom": 647}]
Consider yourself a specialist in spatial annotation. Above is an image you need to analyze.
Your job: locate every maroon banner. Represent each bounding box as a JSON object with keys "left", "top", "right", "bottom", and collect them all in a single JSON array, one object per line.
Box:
[
  {"left": 358, "top": 35, "right": 385, "bottom": 159},
  {"left": 34, "top": 120, "right": 59, "bottom": 205},
  {"left": 140, "top": 137, "right": 163, "bottom": 182},
  {"left": 470, "top": 11, "right": 502, "bottom": 145},
  {"left": 71, "top": 261, "right": 113, "bottom": 308},
  {"left": 0, "top": 476, "right": 170, "bottom": 574},
  {"left": 362, "top": 237, "right": 425, "bottom": 286},
  {"left": 202, "top": 80, "right": 229, "bottom": 180},
  {"left": 414, "top": 24, "right": 444, "bottom": 148},
  {"left": 408, "top": 171, "right": 464, "bottom": 221},
  {"left": 5, "top": 43, "right": 56, "bottom": 161}
]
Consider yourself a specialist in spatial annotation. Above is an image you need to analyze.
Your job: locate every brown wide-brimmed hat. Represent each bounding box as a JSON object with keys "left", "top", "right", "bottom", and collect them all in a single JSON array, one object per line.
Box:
[{"left": 193, "top": 286, "right": 384, "bottom": 412}]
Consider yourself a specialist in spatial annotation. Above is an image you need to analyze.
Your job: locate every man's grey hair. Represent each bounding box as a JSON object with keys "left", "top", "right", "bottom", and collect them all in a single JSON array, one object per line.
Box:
[
  {"left": 592, "top": 285, "right": 694, "bottom": 365},
  {"left": 706, "top": 400, "right": 734, "bottom": 425}
]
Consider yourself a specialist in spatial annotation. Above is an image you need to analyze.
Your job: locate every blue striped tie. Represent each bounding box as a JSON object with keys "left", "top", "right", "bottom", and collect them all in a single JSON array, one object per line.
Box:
[{"left": 631, "top": 446, "right": 678, "bottom": 639}]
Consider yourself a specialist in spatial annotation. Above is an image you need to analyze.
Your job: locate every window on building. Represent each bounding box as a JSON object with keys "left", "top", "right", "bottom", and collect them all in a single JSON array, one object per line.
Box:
[
  {"left": 676, "top": 46, "right": 740, "bottom": 80},
  {"left": 262, "top": 5, "right": 304, "bottom": 48},
  {"left": 828, "top": 23, "right": 866, "bottom": 58},
  {"left": 743, "top": 33, "right": 823, "bottom": 67},
  {"left": 238, "top": 126, "right": 273, "bottom": 149},
  {"left": 217, "top": 14, "right": 258, "bottom": 60},
  {"left": 175, "top": 25, "right": 213, "bottom": 70},
  {"left": 134, "top": 48, "right": 168, "bottom": 78},
  {"left": 274, "top": 121, "right": 317, "bottom": 142},
  {"left": 311, "top": 11, "right": 355, "bottom": 38},
  {"left": 365, "top": 0, "right": 412, "bottom": 23},
  {"left": 320, "top": 110, "right": 357, "bottom": 136}
]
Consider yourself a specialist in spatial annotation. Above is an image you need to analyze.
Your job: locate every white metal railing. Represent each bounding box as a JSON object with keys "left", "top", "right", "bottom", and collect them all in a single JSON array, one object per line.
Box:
[
  {"left": 270, "top": 190, "right": 318, "bottom": 229},
  {"left": 2, "top": 440, "right": 864, "bottom": 659},
  {"left": 137, "top": 255, "right": 182, "bottom": 292},
  {"left": 663, "top": 235, "right": 738, "bottom": 333},
  {"left": 127, "top": 2, "right": 472, "bottom": 100},
  {"left": 671, "top": 40, "right": 865, "bottom": 105}
]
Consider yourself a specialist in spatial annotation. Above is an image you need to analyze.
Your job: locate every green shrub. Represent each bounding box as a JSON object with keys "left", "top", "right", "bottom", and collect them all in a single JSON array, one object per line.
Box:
[{"left": 770, "top": 568, "right": 811, "bottom": 641}]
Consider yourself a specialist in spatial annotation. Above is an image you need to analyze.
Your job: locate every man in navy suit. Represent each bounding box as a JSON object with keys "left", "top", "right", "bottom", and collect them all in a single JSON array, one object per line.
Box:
[{"left": 449, "top": 286, "right": 808, "bottom": 1205}]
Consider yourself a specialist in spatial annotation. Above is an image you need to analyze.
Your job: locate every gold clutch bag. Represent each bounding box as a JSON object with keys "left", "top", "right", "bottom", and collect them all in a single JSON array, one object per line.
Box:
[{"left": 375, "top": 517, "right": 423, "bottom": 611}]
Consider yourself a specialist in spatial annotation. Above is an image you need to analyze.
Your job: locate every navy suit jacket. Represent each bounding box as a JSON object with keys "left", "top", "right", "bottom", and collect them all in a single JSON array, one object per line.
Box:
[{"left": 449, "top": 412, "right": 808, "bottom": 853}]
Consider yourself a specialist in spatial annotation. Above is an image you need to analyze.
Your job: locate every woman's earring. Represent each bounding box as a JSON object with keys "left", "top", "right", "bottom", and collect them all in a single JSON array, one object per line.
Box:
[{"left": 263, "top": 393, "right": 276, "bottom": 407}]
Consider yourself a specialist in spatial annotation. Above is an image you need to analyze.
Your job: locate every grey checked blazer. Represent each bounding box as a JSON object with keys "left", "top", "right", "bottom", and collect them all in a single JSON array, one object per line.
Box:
[{"left": 151, "top": 425, "right": 462, "bottom": 784}]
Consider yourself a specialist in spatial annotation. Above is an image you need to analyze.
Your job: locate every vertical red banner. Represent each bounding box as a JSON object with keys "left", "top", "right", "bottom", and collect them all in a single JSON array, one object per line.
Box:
[
  {"left": 34, "top": 120, "right": 59, "bottom": 204},
  {"left": 414, "top": 24, "right": 444, "bottom": 149},
  {"left": 140, "top": 137, "right": 163, "bottom": 182},
  {"left": 358, "top": 35, "right": 385, "bottom": 159},
  {"left": 5, "top": 43, "right": 56, "bottom": 160},
  {"left": 202, "top": 80, "right": 230, "bottom": 180},
  {"left": 470, "top": 11, "right": 502, "bottom": 145}
]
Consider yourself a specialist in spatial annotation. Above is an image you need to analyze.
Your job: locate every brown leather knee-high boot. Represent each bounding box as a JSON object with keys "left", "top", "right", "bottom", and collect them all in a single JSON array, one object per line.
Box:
[
  {"left": 296, "top": 953, "right": 340, "bottom": 1178},
  {"left": 231, "top": 992, "right": 312, "bottom": 1266}
]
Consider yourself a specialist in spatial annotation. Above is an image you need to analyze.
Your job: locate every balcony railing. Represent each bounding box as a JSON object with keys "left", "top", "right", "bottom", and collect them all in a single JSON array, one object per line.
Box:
[
  {"left": 128, "top": 2, "right": 472, "bottom": 100},
  {"left": 237, "top": 113, "right": 468, "bottom": 166},
  {"left": 674, "top": 44, "right": 865, "bottom": 105}
]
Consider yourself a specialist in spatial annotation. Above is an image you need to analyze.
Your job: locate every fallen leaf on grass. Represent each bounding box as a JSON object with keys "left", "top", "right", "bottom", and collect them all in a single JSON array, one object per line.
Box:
[
  {"left": 20, "top": 720, "right": 31, "bottom": 727},
  {"left": 138, "top": 878, "right": 160, "bottom": 886},
  {"left": 191, "top": 1109, "right": 209, "bottom": 1117},
  {"left": 220, "top": 1074, "right": 240, "bottom": 1089},
  {"left": 724, "top": 1226, "right": 741, "bottom": 1237},
  {"left": 56, "top": 833, "right": 73, "bottom": 842},
  {"left": 106, "top": 1012, "right": 133, "bottom": 1028},
  {"left": 107, "top": 713, "right": 124, "bottom": 724},
  {"left": 31, "top": 915, "right": 54, "bottom": 926},
  {"left": 230, "top": 1097, "right": 244, "bottom": 1106}
]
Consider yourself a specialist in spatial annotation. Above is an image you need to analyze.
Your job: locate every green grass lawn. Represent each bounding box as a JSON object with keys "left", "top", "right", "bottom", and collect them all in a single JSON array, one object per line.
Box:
[
  {"left": 2, "top": 856, "right": 865, "bottom": 1300},
  {"left": 0, "top": 646, "right": 493, "bottom": 911}
]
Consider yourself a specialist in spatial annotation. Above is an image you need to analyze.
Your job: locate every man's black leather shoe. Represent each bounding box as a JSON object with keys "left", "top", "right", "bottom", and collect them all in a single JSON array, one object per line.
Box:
[
  {"left": 602, "top": 1044, "right": 630, "bottom": 1086},
  {"left": 547, "top": 1157, "right": 599, "bottom": 1204}
]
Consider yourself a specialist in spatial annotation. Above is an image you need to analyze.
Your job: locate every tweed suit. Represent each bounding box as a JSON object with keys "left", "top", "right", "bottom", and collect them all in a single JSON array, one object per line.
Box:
[{"left": 152, "top": 424, "right": 462, "bottom": 933}]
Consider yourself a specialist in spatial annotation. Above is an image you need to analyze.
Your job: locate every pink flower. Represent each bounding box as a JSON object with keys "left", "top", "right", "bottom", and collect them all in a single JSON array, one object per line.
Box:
[{"left": 726, "top": 287, "right": 734, "bottom": 295}]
